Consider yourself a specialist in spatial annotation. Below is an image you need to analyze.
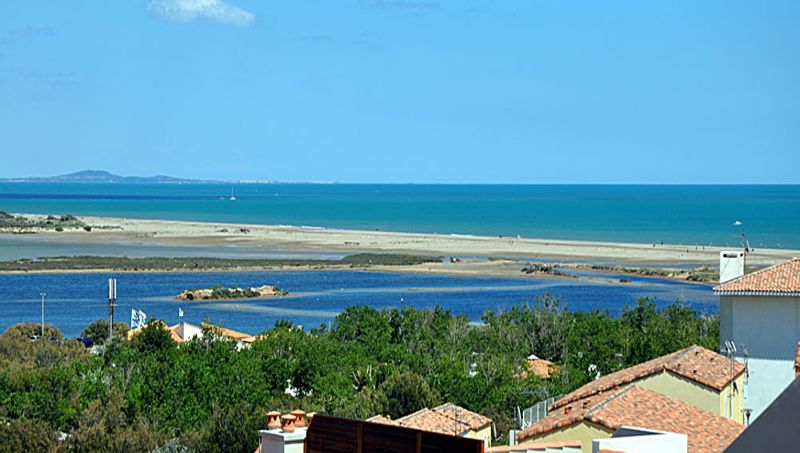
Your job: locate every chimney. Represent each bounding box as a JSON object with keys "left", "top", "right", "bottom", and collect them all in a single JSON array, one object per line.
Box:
[
  {"left": 267, "top": 411, "right": 281, "bottom": 430},
  {"left": 291, "top": 410, "right": 306, "bottom": 428},
  {"left": 281, "top": 414, "right": 297, "bottom": 433},
  {"left": 719, "top": 251, "right": 745, "bottom": 283},
  {"left": 260, "top": 413, "right": 307, "bottom": 453}
]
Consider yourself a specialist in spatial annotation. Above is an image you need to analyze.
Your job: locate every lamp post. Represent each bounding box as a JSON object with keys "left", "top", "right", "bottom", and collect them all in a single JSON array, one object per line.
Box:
[{"left": 40, "top": 292, "right": 46, "bottom": 338}]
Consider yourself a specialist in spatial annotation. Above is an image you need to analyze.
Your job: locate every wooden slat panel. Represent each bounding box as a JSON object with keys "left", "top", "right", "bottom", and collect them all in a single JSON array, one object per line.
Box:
[{"left": 306, "top": 415, "right": 484, "bottom": 453}]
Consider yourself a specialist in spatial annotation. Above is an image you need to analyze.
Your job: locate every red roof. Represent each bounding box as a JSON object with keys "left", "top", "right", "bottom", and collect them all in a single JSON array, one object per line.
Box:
[
  {"left": 551, "top": 345, "right": 744, "bottom": 410},
  {"left": 367, "top": 403, "right": 492, "bottom": 437},
  {"left": 714, "top": 258, "right": 800, "bottom": 295},
  {"left": 519, "top": 386, "right": 744, "bottom": 453}
]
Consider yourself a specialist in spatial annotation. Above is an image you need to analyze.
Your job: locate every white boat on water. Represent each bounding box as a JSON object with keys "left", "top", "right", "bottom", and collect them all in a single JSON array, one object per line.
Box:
[{"left": 229, "top": 188, "right": 237, "bottom": 201}]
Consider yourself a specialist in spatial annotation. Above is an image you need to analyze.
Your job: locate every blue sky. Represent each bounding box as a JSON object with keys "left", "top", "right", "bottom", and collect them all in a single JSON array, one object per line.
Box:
[{"left": 0, "top": 1, "right": 798, "bottom": 183}]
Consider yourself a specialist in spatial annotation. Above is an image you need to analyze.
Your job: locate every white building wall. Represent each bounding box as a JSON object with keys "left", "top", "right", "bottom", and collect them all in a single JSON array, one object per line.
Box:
[{"left": 720, "top": 295, "right": 800, "bottom": 420}]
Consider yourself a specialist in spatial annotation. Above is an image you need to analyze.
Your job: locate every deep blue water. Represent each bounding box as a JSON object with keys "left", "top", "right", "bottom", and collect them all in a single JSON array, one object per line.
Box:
[
  {"left": 0, "top": 183, "right": 798, "bottom": 248},
  {"left": 0, "top": 270, "right": 716, "bottom": 338}
]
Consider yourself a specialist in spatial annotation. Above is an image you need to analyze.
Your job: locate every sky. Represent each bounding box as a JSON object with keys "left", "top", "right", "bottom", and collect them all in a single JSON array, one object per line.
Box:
[{"left": 0, "top": 1, "right": 798, "bottom": 183}]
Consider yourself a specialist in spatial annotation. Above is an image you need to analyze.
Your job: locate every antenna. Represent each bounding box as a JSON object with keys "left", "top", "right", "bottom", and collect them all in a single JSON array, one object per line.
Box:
[{"left": 108, "top": 278, "right": 117, "bottom": 340}]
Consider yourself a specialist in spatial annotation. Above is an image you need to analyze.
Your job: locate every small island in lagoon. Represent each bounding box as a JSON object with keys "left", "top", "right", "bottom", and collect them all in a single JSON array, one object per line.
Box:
[{"left": 176, "top": 284, "right": 288, "bottom": 301}]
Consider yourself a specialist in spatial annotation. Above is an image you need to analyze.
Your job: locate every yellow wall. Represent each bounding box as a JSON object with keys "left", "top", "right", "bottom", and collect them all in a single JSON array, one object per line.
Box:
[
  {"left": 637, "top": 370, "right": 745, "bottom": 424},
  {"left": 520, "top": 422, "right": 612, "bottom": 453},
  {"left": 465, "top": 426, "right": 492, "bottom": 448},
  {"left": 637, "top": 372, "right": 718, "bottom": 413},
  {"left": 719, "top": 372, "right": 746, "bottom": 424}
]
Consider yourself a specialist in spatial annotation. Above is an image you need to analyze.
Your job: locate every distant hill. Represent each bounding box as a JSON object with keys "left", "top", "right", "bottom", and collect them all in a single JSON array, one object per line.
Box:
[{"left": 1, "top": 170, "right": 214, "bottom": 183}]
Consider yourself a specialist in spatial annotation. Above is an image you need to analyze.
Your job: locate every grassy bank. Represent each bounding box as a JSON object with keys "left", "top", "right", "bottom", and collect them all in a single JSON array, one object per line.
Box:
[{"left": 0, "top": 253, "right": 442, "bottom": 272}]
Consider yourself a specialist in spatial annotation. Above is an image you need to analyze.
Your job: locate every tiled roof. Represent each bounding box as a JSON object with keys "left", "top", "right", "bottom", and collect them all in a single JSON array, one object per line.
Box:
[
  {"left": 127, "top": 321, "right": 256, "bottom": 344},
  {"left": 432, "top": 403, "right": 492, "bottom": 431},
  {"left": 368, "top": 403, "right": 492, "bottom": 437},
  {"left": 365, "top": 415, "right": 394, "bottom": 425},
  {"left": 395, "top": 408, "right": 472, "bottom": 436},
  {"left": 201, "top": 322, "right": 256, "bottom": 343},
  {"left": 551, "top": 345, "right": 743, "bottom": 410},
  {"left": 714, "top": 258, "right": 800, "bottom": 294},
  {"left": 126, "top": 320, "right": 186, "bottom": 344},
  {"left": 519, "top": 386, "right": 744, "bottom": 453}
]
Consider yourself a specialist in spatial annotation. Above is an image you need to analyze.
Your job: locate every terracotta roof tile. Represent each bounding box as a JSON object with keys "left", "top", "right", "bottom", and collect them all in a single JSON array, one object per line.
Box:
[
  {"left": 551, "top": 346, "right": 743, "bottom": 410},
  {"left": 520, "top": 386, "right": 744, "bottom": 453},
  {"left": 201, "top": 322, "right": 256, "bottom": 342},
  {"left": 714, "top": 258, "right": 800, "bottom": 294},
  {"left": 370, "top": 403, "right": 492, "bottom": 437},
  {"left": 432, "top": 403, "right": 492, "bottom": 431},
  {"left": 365, "top": 415, "right": 395, "bottom": 425}
]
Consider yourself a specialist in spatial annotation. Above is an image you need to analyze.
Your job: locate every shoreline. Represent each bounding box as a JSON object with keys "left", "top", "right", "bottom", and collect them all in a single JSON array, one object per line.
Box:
[{"left": 3, "top": 213, "right": 798, "bottom": 269}]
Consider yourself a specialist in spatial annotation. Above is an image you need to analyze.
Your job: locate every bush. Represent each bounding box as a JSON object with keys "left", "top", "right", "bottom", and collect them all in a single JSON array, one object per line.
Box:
[{"left": 0, "top": 418, "right": 59, "bottom": 453}]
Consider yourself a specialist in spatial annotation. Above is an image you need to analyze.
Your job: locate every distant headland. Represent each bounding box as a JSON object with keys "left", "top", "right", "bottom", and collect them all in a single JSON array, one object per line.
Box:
[{"left": 0, "top": 170, "right": 310, "bottom": 184}]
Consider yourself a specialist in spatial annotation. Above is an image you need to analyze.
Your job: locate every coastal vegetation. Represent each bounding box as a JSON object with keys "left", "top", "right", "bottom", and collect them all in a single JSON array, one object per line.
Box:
[
  {"left": 177, "top": 285, "right": 288, "bottom": 301},
  {"left": 0, "top": 212, "right": 86, "bottom": 233},
  {"left": 0, "top": 253, "right": 442, "bottom": 273},
  {"left": 0, "top": 296, "right": 717, "bottom": 452}
]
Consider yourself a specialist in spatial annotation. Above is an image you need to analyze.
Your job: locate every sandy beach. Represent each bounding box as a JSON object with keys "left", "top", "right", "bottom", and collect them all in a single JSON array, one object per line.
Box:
[{"left": 6, "top": 214, "right": 797, "bottom": 267}]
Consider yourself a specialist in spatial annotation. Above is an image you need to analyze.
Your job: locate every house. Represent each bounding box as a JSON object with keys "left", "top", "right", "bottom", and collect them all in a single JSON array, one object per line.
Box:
[
  {"left": 368, "top": 403, "right": 493, "bottom": 448},
  {"left": 724, "top": 377, "right": 800, "bottom": 452},
  {"left": 126, "top": 320, "right": 256, "bottom": 349},
  {"left": 546, "top": 345, "right": 746, "bottom": 425},
  {"left": 517, "top": 385, "right": 744, "bottom": 453},
  {"left": 715, "top": 257, "right": 800, "bottom": 421}
]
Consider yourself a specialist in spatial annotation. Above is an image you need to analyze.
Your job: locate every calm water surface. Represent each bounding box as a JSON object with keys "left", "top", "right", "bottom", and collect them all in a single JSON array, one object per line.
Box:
[
  {"left": 0, "top": 183, "right": 797, "bottom": 248},
  {"left": 0, "top": 270, "right": 716, "bottom": 337}
]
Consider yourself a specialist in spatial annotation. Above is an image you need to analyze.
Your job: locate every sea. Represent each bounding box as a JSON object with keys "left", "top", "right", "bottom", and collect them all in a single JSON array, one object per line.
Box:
[
  {"left": 0, "top": 183, "right": 797, "bottom": 336},
  {"left": 0, "top": 183, "right": 798, "bottom": 248}
]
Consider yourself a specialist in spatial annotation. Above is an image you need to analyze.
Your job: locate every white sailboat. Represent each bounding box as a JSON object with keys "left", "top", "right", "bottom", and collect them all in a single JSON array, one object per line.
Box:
[{"left": 229, "top": 188, "right": 237, "bottom": 201}]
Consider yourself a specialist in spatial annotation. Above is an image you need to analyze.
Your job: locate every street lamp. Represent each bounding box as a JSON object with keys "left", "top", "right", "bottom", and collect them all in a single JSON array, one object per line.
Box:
[{"left": 40, "top": 292, "right": 46, "bottom": 338}]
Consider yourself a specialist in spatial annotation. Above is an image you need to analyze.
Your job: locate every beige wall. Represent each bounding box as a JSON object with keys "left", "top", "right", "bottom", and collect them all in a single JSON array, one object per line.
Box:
[
  {"left": 520, "top": 422, "right": 612, "bottom": 453},
  {"left": 465, "top": 426, "right": 492, "bottom": 449},
  {"left": 636, "top": 370, "right": 745, "bottom": 424},
  {"left": 637, "top": 372, "right": 718, "bottom": 414},
  {"left": 719, "top": 372, "right": 746, "bottom": 425}
]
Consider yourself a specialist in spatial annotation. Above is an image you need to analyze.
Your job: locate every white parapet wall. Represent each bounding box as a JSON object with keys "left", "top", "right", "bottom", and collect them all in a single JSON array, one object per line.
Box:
[
  {"left": 593, "top": 426, "right": 687, "bottom": 453},
  {"left": 720, "top": 251, "right": 746, "bottom": 283},
  {"left": 259, "top": 427, "right": 307, "bottom": 453}
]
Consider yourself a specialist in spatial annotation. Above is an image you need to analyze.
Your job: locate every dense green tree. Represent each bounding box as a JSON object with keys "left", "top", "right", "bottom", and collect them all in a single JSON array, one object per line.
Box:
[
  {"left": 376, "top": 370, "right": 440, "bottom": 419},
  {"left": 0, "top": 418, "right": 59, "bottom": 453},
  {"left": 0, "top": 296, "right": 720, "bottom": 450},
  {"left": 80, "top": 319, "right": 129, "bottom": 345}
]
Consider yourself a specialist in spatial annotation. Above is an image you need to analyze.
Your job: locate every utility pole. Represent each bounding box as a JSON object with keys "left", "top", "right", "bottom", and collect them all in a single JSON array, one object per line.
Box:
[
  {"left": 40, "top": 292, "right": 46, "bottom": 338},
  {"left": 108, "top": 278, "right": 117, "bottom": 341}
]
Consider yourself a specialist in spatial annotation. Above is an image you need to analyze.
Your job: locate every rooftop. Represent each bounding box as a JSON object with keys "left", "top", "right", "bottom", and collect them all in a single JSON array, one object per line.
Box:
[
  {"left": 519, "top": 385, "right": 744, "bottom": 453},
  {"left": 551, "top": 345, "right": 744, "bottom": 410},
  {"left": 714, "top": 258, "right": 800, "bottom": 295},
  {"left": 127, "top": 321, "right": 256, "bottom": 344},
  {"left": 367, "top": 403, "right": 492, "bottom": 437}
]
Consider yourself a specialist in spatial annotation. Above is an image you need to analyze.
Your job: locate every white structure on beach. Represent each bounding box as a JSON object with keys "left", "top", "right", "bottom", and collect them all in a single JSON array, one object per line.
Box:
[{"left": 715, "top": 257, "right": 800, "bottom": 422}]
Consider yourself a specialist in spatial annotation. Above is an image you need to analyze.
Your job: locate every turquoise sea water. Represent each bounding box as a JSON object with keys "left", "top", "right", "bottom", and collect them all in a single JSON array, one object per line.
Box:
[{"left": 1, "top": 183, "right": 798, "bottom": 248}]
